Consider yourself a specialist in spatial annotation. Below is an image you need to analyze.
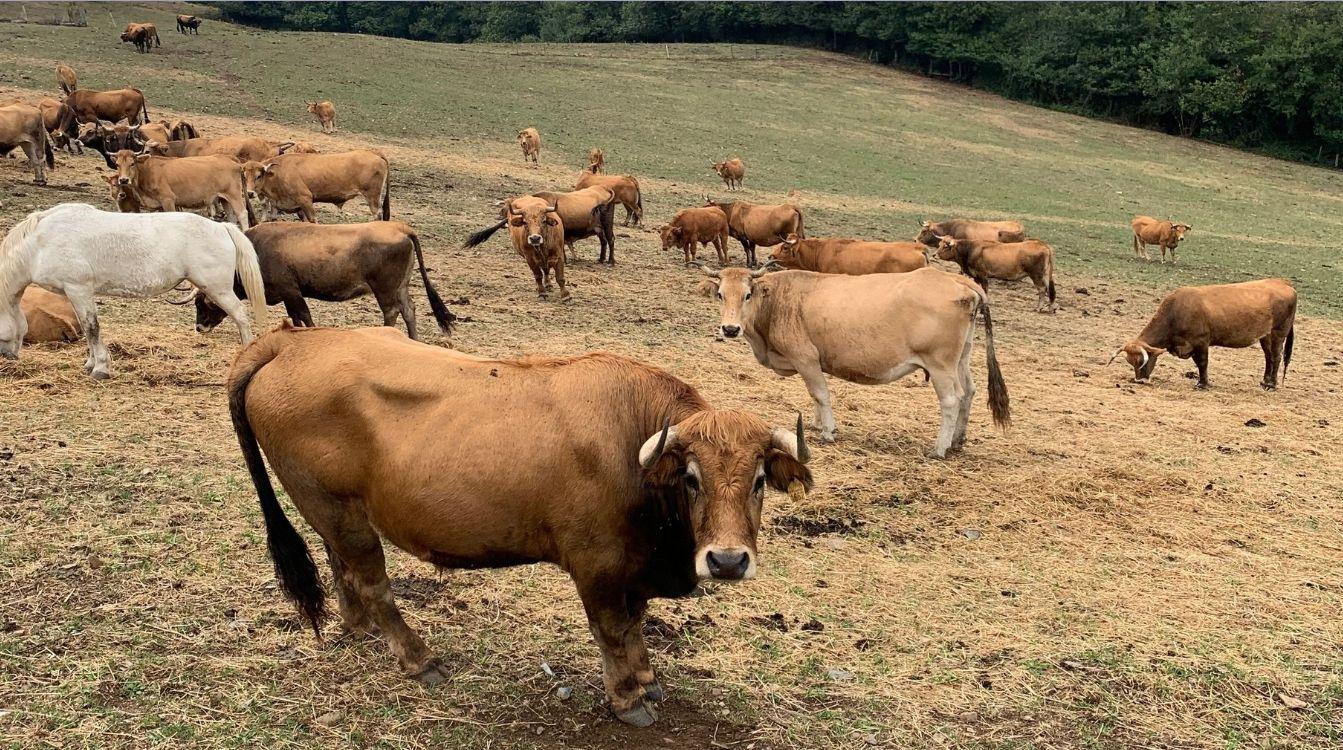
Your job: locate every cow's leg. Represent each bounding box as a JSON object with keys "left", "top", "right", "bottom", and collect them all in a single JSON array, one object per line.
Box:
[
  {"left": 552, "top": 259, "right": 570, "bottom": 302},
  {"left": 576, "top": 579, "right": 658, "bottom": 726},
  {"left": 1259, "top": 336, "right": 1277, "bottom": 390},
  {"left": 20, "top": 141, "right": 45, "bottom": 185},
  {"left": 223, "top": 194, "right": 249, "bottom": 230},
  {"left": 682, "top": 241, "right": 692, "bottom": 266},
  {"left": 298, "top": 199, "right": 317, "bottom": 223},
  {"left": 281, "top": 295, "right": 313, "bottom": 327},
  {"left": 1033, "top": 273, "right": 1049, "bottom": 312},
  {"left": 324, "top": 542, "right": 377, "bottom": 638},
  {"left": 952, "top": 331, "right": 976, "bottom": 452},
  {"left": 1192, "top": 346, "right": 1210, "bottom": 389},
  {"left": 927, "top": 365, "right": 965, "bottom": 459},
  {"left": 525, "top": 256, "right": 547, "bottom": 298},
  {"left": 794, "top": 360, "right": 837, "bottom": 442},
  {"left": 744, "top": 241, "right": 757, "bottom": 267},
  {"left": 396, "top": 282, "right": 419, "bottom": 340},
  {"left": 714, "top": 236, "right": 727, "bottom": 265},
  {"left": 203, "top": 288, "right": 254, "bottom": 345},
  {"left": 66, "top": 291, "right": 110, "bottom": 379},
  {"left": 1167, "top": 243, "right": 1178, "bottom": 265}
]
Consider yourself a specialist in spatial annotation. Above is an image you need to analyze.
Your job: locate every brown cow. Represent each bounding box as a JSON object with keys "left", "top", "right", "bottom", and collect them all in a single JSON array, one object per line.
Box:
[
  {"left": 711, "top": 158, "right": 745, "bottom": 190},
  {"left": 507, "top": 196, "right": 569, "bottom": 300},
  {"left": 1131, "top": 216, "right": 1192, "bottom": 264},
  {"left": 587, "top": 147, "right": 604, "bottom": 173},
  {"left": 121, "top": 23, "right": 160, "bottom": 53},
  {"left": 916, "top": 219, "right": 1026, "bottom": 248},
  {"left": 177, "top": 14, "right": 202, "bottom": 34},
  {"left": 66, "top": 87, "right": 149, "bottom": 125},
  {"left": 102, "top": 173, "right": 141, "bottom": 213},
  {"left": 144, "top": 136, "right": 276, "bottom": 163},
  {"left": 36, "top": 98, "right": 81, "bottom": 154},
  {"left": 56, "top": 63, "right": 77, "bottom": 95},
  {"left": 307, "top": 101, "right": 336, "bottom": 134},
  {"left": 660, "top": 207, "right": 729, "bottom": 266},
  {"left": 705, "top": 199, "right": 803, "bottom": 266},
  {"left": 517, "top": 127, "right": 541, "bottom": 165},
  {"left": 532, "top": 186, "right": 617, "bottom": 263},
  {"left": 189, "top": 221, "right": 455, "bottom": 339},
  {"left": 227, "top": 323, "right": 812, "bottom": 726},
  {"left": 770, "top": 234, "right": 926, "bottom": 275},
  {"left": 242, "top": 150, "right": 391, "bottom": 223},
  {"left": 0, "top": 104, "right": 52, "bottom": 185},
  {"left": 20, "top": 287, "right": 81, "bottom": 343},
  {"left": 113, "top": 150, "right": 251, "bottom": 229},
  {"left": 1109, "top": 279, "right": 1296, "bottom": 390},
  {"left": 935, "top": 236, "right": 1057, "bottom": 312},
  {"left": 574, "top": 171, "right": 643, "bottom": 226}
]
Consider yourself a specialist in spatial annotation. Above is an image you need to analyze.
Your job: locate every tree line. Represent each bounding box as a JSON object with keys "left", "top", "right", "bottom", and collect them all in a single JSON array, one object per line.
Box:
[{"left": 209, "top": 2, "right": 1343, "bottom": 167}]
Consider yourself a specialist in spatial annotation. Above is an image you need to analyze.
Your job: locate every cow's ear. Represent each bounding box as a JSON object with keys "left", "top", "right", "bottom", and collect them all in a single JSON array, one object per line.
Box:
[
  {"left": 695, "top": 279, "right": 717, "bottom": 298},
  {"left": 765, "top": 450, "right": 812, "bottom": 493},
  {"left": 1143, "top": 344, "right": 1166, "bottom": 356}
]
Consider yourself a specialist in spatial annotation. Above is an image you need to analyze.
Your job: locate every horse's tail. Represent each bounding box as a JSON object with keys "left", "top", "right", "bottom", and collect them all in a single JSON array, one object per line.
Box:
[{"left": 226, "top": 224, "right": 268, "bottom": 325}]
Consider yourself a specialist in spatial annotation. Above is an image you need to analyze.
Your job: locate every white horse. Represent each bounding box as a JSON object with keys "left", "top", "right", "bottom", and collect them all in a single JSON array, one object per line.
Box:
[{"left": 0, "top": 203, "right": 266, "bottom": 379}]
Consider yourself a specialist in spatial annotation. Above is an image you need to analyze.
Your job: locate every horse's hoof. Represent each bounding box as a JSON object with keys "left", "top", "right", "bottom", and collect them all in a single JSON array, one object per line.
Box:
[
  {"left": 818, "top": 431, "right": 836, "bottom": 444},
  {"left": 411, "top": 661, "right": 451, "bottom": 687},
  {"left": 91, "top": 370, "right": 111, "bottom": 380},
  {"left": 615, "top": 701, "right": 658, "bottom": 727},
  {"left": 926, "top": 449, "right": 948, "bottom": 460},
  {"left": 642, "top": 681, "right": 665, "bottom": 702}
]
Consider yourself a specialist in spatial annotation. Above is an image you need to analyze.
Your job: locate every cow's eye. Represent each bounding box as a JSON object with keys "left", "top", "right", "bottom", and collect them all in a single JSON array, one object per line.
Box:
[
  {"left": 753, "top": 475, "right": 765, "bottom": 494},
  {"left": 543, "top": 218, "right": 558, "bottom": 227},
  {"left": 684, "top": 472, "right": 700, "bottom": 493},
  {"left": 715, "top": 291, "right": 723, "bottom": 301},
  {"left": 744, "top": 292, "right": 753, "bottom": 301},
  {"left": 509, "top": 219, "right": 525, "bottom": 227}
]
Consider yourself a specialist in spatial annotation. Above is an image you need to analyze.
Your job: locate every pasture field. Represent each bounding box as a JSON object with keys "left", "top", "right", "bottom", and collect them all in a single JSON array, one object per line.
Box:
[{"left": 2, "top": 5, "right": 1342, "bottom": 749}]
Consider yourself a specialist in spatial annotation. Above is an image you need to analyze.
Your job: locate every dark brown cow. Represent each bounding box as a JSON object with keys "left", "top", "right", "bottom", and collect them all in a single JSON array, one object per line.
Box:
[
  {"left": 121, "top": 23, "right": 160, "bottom": 53},
  {"left": 574, "top": 171, "right": 643, "bottom": 226},
  {"left": 705, "top": 199, "right": 803, "bottom": 266},
  {"left": 227, "top": 323, "right": 812, "bottom": 725},
  {"left": 770, "top": 234, "right": 926, "bottom": 275},
  {"left": 66, "top": 87, "right": 149, "bottom": 125},
  {"left": 189, "top": 221, "right": 455, "bottom": 339},
  {"left": 1131, "top": 215, "right": 1192, "bottom": 264},
  {"left": 659, "top": 207, "right": 729, "bottom": 266},
  {"left": 711, "top": 158, "right": 745, "bottom": 190},
  {"left": 36, "top": 98, "right": 81, "bottom": 154},
  {"left": 935, "top": 236, "right": 1057, "bottom": 312},
  {"left": 242, "top": 150, "right": 390, "bottom": 223},
  {"left": 113, "top": 149, "right": 251, "bottom": 228},
  {"left": 1109, "top": 279, "right": 1296, "bottom": 390},
  {"left": 916, "top": 219, "right": 1026, "bottom": 247}
]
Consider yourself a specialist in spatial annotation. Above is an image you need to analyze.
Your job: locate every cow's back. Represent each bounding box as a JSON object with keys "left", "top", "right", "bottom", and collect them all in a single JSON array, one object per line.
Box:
[
  {"left": 1175, "top": 280, "right": 1294, "bottom": 346},
  {"left": 278, "top": 151, "right": 385, "bottom": 193}
]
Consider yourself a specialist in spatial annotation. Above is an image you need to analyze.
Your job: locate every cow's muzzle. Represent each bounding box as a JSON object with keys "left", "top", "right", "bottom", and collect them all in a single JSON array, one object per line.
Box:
[
  {"left": 699, "top": 547, "right": 753, "bottom": 581},
  {"left": 117, "top": 177, "right": 130, "bottom": 186},
  {"left": 527, "top": 234, "right": 543, "bottom": 247},
  {"left": 720, "top": 324, "right": 741, "bottom": 338}
]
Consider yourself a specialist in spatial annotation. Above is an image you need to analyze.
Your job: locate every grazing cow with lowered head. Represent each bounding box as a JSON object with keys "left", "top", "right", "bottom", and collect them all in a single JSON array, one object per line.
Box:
[
  {"left": 177, "top": 14, "right": 202, "bottom": 33},
  {"left": 242, "top": 150, "right": 390, "bottom": 223},
  {"left": 711, "top": 158, "right": 745, "bottom": 190},
  {"left": 699, "top": 266, "right": 1009, "bottom": 457},
  {"left": 1131, "top": 216, "right": 1191, "bottom": 263},
  {"left": 56, "top": 63, "right": 77, "bottom": 95},
  {"left": 36, "top": 98, "right": 81, "bottom": 154},
  {"left": 517, "top": 127, "right": 541, "bottom": 165},
  {"left": 574, "top": 171, "right": 643, "bottom": 226},
  {"left": 660, "top": 207, "right": 729, "bottom": 266},
  {"left": 916, "top": 219, "right": 1025, "bottom": 248},
  {"left": 771, "top": 234, "right": 926, "bottom": 275},
  {"left": 121, "top": 23, "right": 160, "bottom": 53},
  {"left": 228, "top": 323, "right": 813, "bottom": 726},
  {"left": 20, "top": 286, "right": 81, "bottom": 344},
  {"left": 587, "top": 147, "right": 604, "bottom": 173},
  {"left": 935, "top": 236, "right": 1057, "bottom": 312},
  {"left": 0, "top": 104, "right": 52, "bottom": 185},
  {"left": 188, "top": 221, "right": 455, "bottom": 339},
  {"left": 113, "top": 149, "right": 252, "bottom": 229},
  {"left": 705, "top": 199, "right": 803, "bottom": 267},
  {"left": 307, "top": 101, "right": 336, "bottom": 133},
  {"left": 1109, "top": 279, "right": 1296, "bottom": 390},
  {"left": 66, "top": 87, "right": 149, "bottom": 125}
]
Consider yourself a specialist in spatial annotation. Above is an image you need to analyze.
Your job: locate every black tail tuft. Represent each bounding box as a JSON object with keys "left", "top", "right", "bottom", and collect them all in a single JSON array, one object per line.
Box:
[
  {"left": 1283, "top": 323, "right": 1294, "bottom": 381},
  {"left": 381, "top": 173, "right": 391, "bottom": 221},
  {"left": 462, "top": 219, "right": 506, "bottom": 249},
  {"left": 409, "top": 233, "right": 456, "bottom": 335},
  {"left": 1047, "top": 277, "right": 1056, "bottom": 304}
]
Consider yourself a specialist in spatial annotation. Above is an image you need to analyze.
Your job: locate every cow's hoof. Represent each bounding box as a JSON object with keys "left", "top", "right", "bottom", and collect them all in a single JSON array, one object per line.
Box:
[
  {"left": 1261, "top": 382, "right": 1277, "bottom": 391},
  {"left": 411, "top": 660, "right": 451, "bottom": 687},
  {"left": 615, "top": 701, "right": 658, "bottom": 727},
  {"left": 925, "top": 449, "right": 948, "bottom": 460},
  {"left": 560, "top": 296, "right": 574, "bottom": 305},
  {"left": 642, "top": 681, "right": 665, "bottom": 702},
  {"left": 1193, "top": 382, "right": 1208, "bottom": 391},
  {"left": 34, "top": 179, "right": 47, "bottom": 187}
]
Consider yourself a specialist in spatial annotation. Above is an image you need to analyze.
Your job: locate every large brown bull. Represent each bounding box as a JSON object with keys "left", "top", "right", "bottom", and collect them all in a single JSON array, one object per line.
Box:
[
  {"left": 532, "top": 186, "right": 617, "bottom": 263},
  {"left": 507, "top": 196, "right": 569, "bottom": 300},
  {"left": 770, "top": 234, "right": 926, "bottom": 275},
  {"left": 66, "top": 87, "right": 149, "bottom": 125},
  {"left": 242, "top": 150, "right": 390, "bottom": 223},
  {"left": 705, "top": 199, "right": 803, "bottom": 266},
  {"left": 0, "top": 104, "right": 53, "bottom": 185},
  {"left": 574, "top": 171, "right": 643, "bottom": 226},
  {"left": 228, "top": 323, "right": 812, "bottom": 726},
  {"left": 113, "top": 150, "right": 251, "bottom": 229}
]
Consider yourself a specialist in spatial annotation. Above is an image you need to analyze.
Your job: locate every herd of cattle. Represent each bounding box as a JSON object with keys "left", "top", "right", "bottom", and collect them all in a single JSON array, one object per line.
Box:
[{"left": 0, "top": 35, "right": 1304, "bottom": 728}]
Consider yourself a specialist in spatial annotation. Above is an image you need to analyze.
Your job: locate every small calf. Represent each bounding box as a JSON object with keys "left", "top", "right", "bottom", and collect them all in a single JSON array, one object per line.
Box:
[{"left": 307, "top": 101, "right": 336, "bottom": 133}]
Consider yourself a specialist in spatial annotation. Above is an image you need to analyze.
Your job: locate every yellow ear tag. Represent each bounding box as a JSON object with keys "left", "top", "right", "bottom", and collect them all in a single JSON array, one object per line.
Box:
[{"left": 787, "top": 479, "right": 807, "bottom": 504}]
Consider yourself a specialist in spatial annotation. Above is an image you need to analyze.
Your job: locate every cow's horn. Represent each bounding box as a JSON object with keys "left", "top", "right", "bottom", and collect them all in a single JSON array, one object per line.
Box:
[
  {"left": 770, "top": 413, "right": 809, "bottom": 464},
  {"left": 168, "top": 288, "right": 198, "bottom": 305},
  {"left": 1107, "top": 347, "right": 1123, "bottom": 365},
  {"left": 1139, "top": 349, "right": 1149, "bottom": 369},
  {"left": 693, "top": 261, "right": 720, "bottom": 279},
  {"left": 750, "top": 261, "right": 780, "bottom": 278},
  {"left": 544, "top": 205, "right": 557, "bottom": 213},
  {"left": 507, "top": 204, "right": 524, "bottom": 217},
  {"left": 639, "top": 420, "right": 678, "bottom": 469}
]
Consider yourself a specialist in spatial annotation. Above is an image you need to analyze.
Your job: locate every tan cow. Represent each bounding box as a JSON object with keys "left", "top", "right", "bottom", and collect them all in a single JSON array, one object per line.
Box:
[
  {"left": 700, "top": 266, "right": 1009, "bottom": 457},
  {"left": 102, "top": 173, "right": 141, "bottom": 213},
  {"left": 0, "top": 104, "right": 52, "bottom": 185},
  {"left": 916, "top": 219, "right": 1026, "bottom": 248},
  {"left": 770, "top": 234, "right": 926, "bottom": 275},
  {"left": 574, "top": 171, "right": 643, "bottom": 226},
  {"left": 506, "top": 196, "right": 569, "bottom": 301},
  {"left": 177, "top": 14, "right": 202, "bottom": 34},
  {"left": 1131, "top": 215, "right": 1191, "bottom": 263},
  {"left": 56, "top": 63, "right": 77, "bottom": 95},
  {"left": 587, "top": 147, "right": 604, "bottom": 173},
  {"left": 517, "top": 127, "right": 541, "bottom": 165},
  {"left": 36, "top": 98, "right": 81, "bottom": 153},
  {"left": 705, "top": 199, "right": 803, "bottom": 266},
  {"left": 121, "top": 23, "right": 160, "bottom": 53},
  {"left": 532, "top": 186, "right": 617, "bottom": 263},
  {"left": 660, "top": 207, "right": 729, "bottom": 266},
  {"left": 228, "top": 323, "right": 811, "bottom": 726},
  {"left": 113, "top": 149, "right": 251, "bottom": 229},
  {"left": 242, "top": 150, "right": 391, "bottom": 223},
  {"left": 935, "top": 236, "right": 1057, "bottom": 312},
  {"left": 20, "top": 286, "right": 81, "bottom": 343},
  {"left": 66, "top": 87, "right": 149, "bottom": 125},
  {"left": 307, "top": 101, "right": 336, "bottom": 133},
  {"left": 144, "top": 136, "right": 276, "bottom": 163},
  {"left": 1109, "top": 279, "right": 1296, "bottom": 390},
  {"left": 711, "top": 158, "right": 745, "bottom": 190}
]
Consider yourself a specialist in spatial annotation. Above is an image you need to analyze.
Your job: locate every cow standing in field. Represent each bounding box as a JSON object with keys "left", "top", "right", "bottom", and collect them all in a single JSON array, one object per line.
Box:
[
  {"left": 712, "top": 158, "right": 745, "bottom": 190},
  {"left": 307, "top": 101, "right": 336, "bottom": 134},
  {"left": 935, "top": 236, "right": 1057, "bottom": 312},
  {"left": 705, "top": 199, "right": 803, "bottom": 266},
  {"left": 177, "top": 14, "right": 202, "bottom": 33},
  {"left": 66, "top": 87, "right": 149, "bottom": 125},
  {"left": 517, "top": 127, "right": 542, "bottom": 165},
  {"left": 574, "top": 171, "right": 643, "bottom": 226},
  {"left": 188, "top": 221, "right": 455, "bottom": 338},
  {"left": 0, "top": 104, "right": 53, "bottom": 185},
  {"left": 141, "top": 135, "right": 277, "bottom": 164},
  {"left": 699, "top": 266, "right": 1009, "bottom": 457},
  {"left": 227, "top": 323, "right": 812, "bottom": 726},
  {"left": 1109, "top": 279, "right": 1296, "bottom": 390},
  {"left": 531, "top": 186, "right": 617, "bottom": 263},
  {"left": 916, "top": 219, "right": 1026, "bottom": 248},
  {"left": 121, "top": 23, "right": 160, "bottom": 53},
  {"left": 660, "top": 207, "right": 729, "bottom": 266},
  {"left": 113, "top": 150, "right": 252, "bottom": 229},
  {"left": 1130, "top": 216, "right": 1191, "bottom": 263},
  {"left": 242, "top": 150, "right": 391, "bottom": 223},
  {"left": 56, "top": 63, "right": 77, "bottom": 95},
  {"left": 770, "top": 234, "right": 926, "bottom": 275},
  {"left": 587, "top": 147, "right": 604, "bottom": 173},
  {"left": 36, "top": 98, "right": 81, "bottom": 154},
  {"left": 507, "top": 196, "right": 569, "bottom": 300}
]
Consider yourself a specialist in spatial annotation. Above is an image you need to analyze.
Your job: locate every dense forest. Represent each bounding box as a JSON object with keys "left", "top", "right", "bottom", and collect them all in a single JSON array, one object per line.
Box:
[{"left": 210, "top": 2, "right": 1343, "bottom": 167}]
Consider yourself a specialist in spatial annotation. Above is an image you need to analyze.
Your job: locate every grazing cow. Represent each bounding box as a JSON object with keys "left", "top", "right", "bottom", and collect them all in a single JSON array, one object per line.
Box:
[
  {"left": 36, "top": 98, "right": 81, "bottom": 154},
  {"left": 242, "top": 150, "right": 390, "bottom": 223},
  {"left": 278, "top": 141, "right": 318, "bottom": 154},
  {"left": 916, "top": 219, "right": 1026, "bottom": 248},
  {"left": 121, "top": 23, "right": 160, "bottom": 53},
  {"left": 935, "top": 236, "right": 1057, "bottom": 312},
  {"left": 531, "top": 186, "right": 617, "bottom": 263},
  {"left": 113, "top": 150, "right": 252, "bottom": 229},
  {"left": 711, "top": 158, "right": 745, "bottom": 190},
  {"left": 189, "top": 221, "right": 455, "bottom": 339},
  {"left": 307, "top": 101, "right": 336, "bottom": 134},
  {"left": 1109, "top": 279, "right": 1296, "bottom": 390},
  {"left": 574, "top": 171, "right": 643, "bottom": 226},
  {"left": 228, "top": 323, "right": 812, "bottom": 726},
  {"left": 659, "top": 207, "right": 729, "bottom": 266},
  {"left": 66, "top": 87, "right": 149, "bottom": 125},
  {"left": 699, "top": 266, "right": 1009, "bottom": 457},
  {"left": 770, "top": 234, "right": 926, "bottom": 275},
  {"left": 20, "top": 286, "right": 81, "bottom": 344},
  {"left": 0, "top": 204, "right": 266, "bottom": 378},
  {"left": 517, "top": 127, "right": 541, "bottom": 165},
  {"left": 0, "top": 104, "right": 52, "bottom": 185},
  {"left": 1131, "top": 216, "right": 1191, "bottom": 263},
  {"left": 177, "top": 14, "right": 202, "bottom": 33},
  {"left": 142, "top": 135, "right": 277, "bottom": 164},
  {"left": 705, "top": 199, "right": 803, "bottom": 266},
  {"left": 587, "top": 147, "right": 604, "bottom": 173},
  {"left": 56, "top": 63, "right": 77, "bottom": 95}
]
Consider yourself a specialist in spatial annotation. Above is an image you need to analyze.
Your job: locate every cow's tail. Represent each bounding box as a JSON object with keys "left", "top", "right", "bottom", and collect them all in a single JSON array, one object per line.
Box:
[
  {"left": 1283, "top": 320, "right": 1295, "bottom": 382},
  {"left": 131, "top": 88, "right": 149, "bottom": 125},
  {"left": 977, "top": 294, "right": 1011, "bottom": 429},
  {"left": 381, "top": 169, "right": 391, "bottom": 221},
  {"left": 227, "top": 327, "right": 327, "bottom": 638},
  {"left": 462, "top": 219, "right": 506, "bottom": 249},
  {"left": 409, "top": 232, "right": 455, "bottom": 335},
  {"left": 633, "top": 178, "right": 644, "bottom": 225},
  {"left": 1045, "top": 247, "right": 1056, "bottom": 304},
  {"left": 226, "top": 224, "right": 269, "bottom": 325},
  {"left": 40, "top": 124, "right": 54, "bottom": 169}
]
